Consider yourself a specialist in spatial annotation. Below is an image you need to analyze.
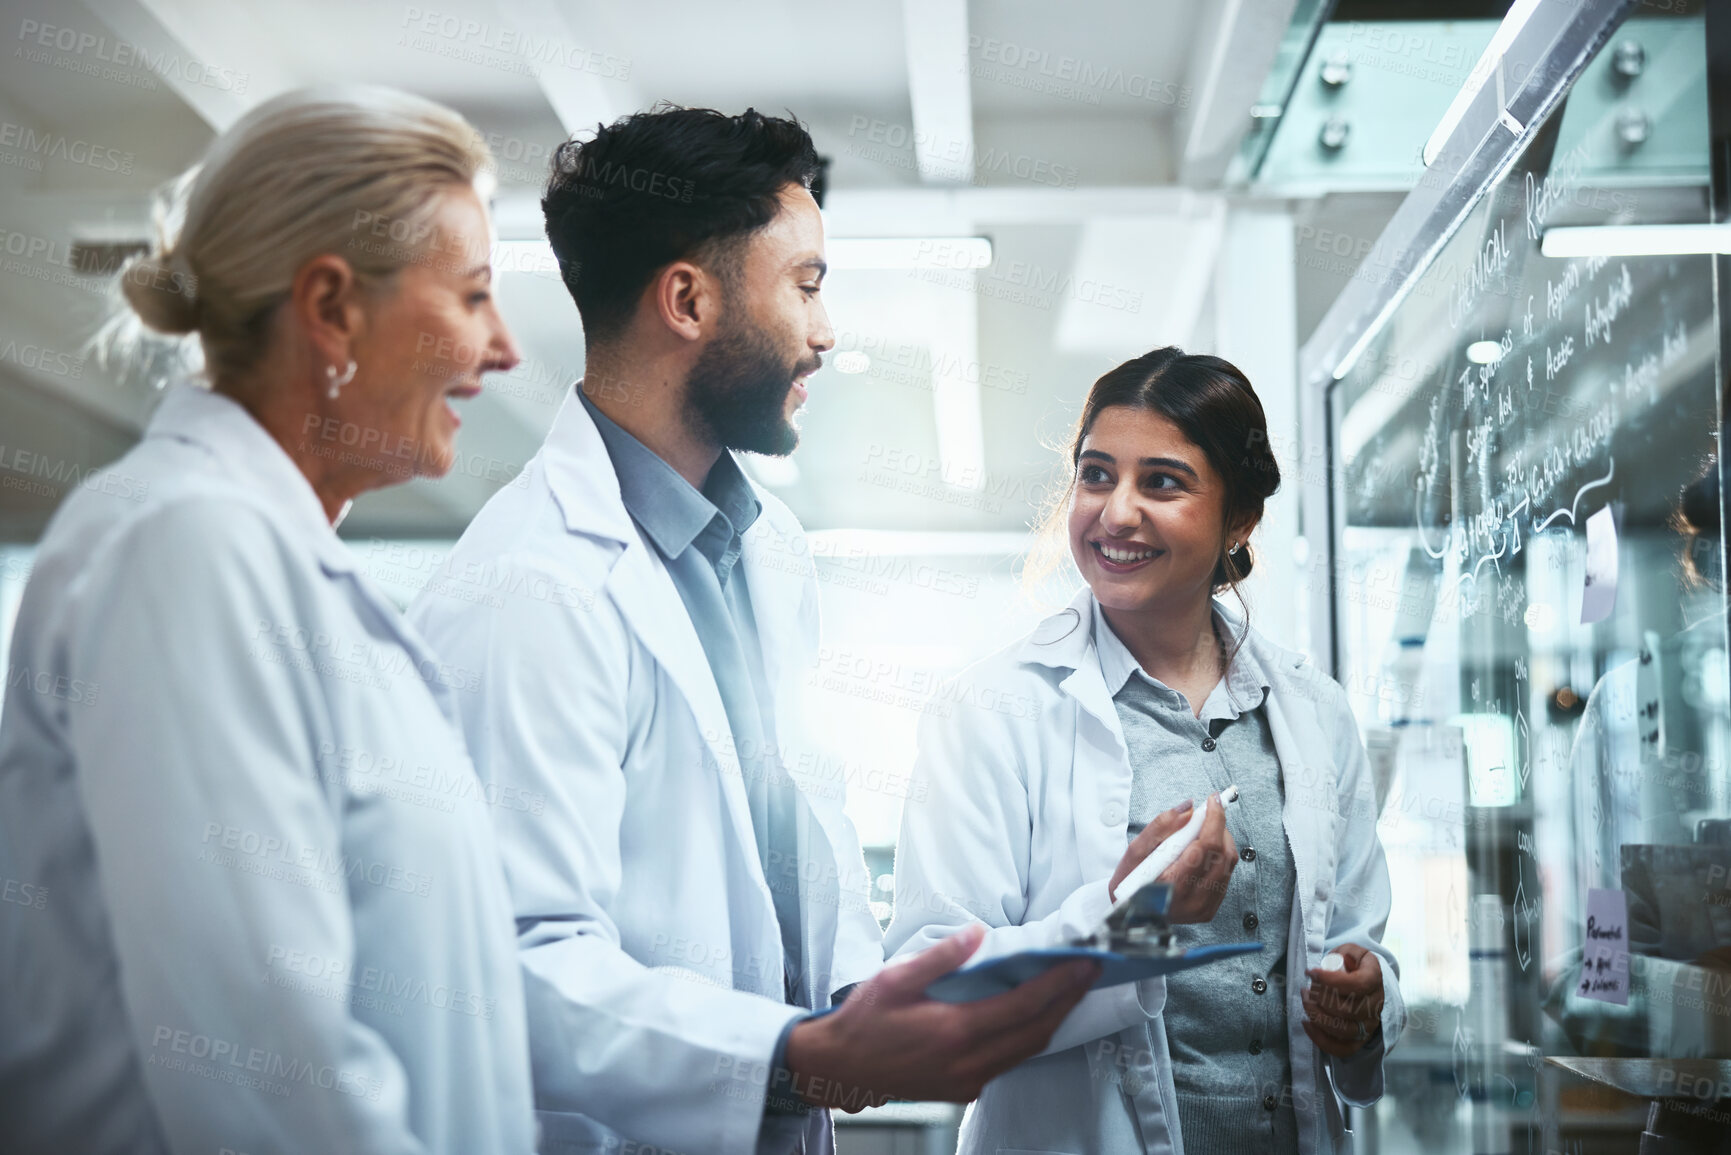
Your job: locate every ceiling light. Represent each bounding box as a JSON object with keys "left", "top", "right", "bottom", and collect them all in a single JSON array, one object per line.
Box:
[
  {"left": 1541, "top": 223, "right": 1731, "bottom": 258},
  {"left": 1465, "top": 340, "right": 1504, "bottom": 364},
  {"left": 827, "top": 236, "right": 993, "bottom": 270},
  {"left": 807, "top": 530, "right": 1032, "bottom": 557},
  {"left": 490, "top": 236, "right": 995, "bottom": 275},
  {"left": 491, "top": 239, "right": 561, "bottom": 276}
]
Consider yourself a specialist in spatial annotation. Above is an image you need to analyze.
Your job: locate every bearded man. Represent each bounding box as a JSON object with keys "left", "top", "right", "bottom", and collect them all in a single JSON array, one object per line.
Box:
[{"left": 408, "top": 106, "right": 1094, "bottom": 1155}]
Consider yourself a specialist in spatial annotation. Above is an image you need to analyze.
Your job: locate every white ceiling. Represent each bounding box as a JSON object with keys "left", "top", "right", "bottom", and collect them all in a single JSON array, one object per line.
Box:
[{"left": 0, "top": 0, "right": 1296, "bottom": 539}]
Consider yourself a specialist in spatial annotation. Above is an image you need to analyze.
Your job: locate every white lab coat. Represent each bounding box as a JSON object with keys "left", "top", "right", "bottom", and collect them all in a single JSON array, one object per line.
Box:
[
  {"left": 407, "top": 386, "right": 884, "bottom": 1155},
  {"left": 0, "top": 385, "right": 534, "bottom": 1154},
  {"left": 884, "top": 589, "right": 1406, "bottom": 1155}
]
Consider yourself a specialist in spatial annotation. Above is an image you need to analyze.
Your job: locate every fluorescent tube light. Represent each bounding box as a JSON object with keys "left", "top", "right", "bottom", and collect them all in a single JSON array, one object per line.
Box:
[
  {"left": 1423, "top": 0, "right": 1543, "bottom": 167},
  {"left": 827, "top": 236, "right": 993, "bottom": 270},
  {"left": 491, "top": 239, "right": 561, "bottom": 276},
  {"left": 491, "top": 236, "right": 995, "bottom": 273},
  {"left": 1541, "top": 223, "right": 1731, "bottom": 258},
  {"left": 807, "top": 530, "right": 1032, "bottom": 557}
]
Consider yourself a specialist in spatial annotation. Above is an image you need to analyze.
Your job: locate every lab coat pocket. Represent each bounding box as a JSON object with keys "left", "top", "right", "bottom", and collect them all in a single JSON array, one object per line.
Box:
[
  {"left": 1322, "top": 1080, "right": 1349, "bottom": 1153},
  {"left": 535, "top": 1107, "right": 625, "bottom": 1153}
]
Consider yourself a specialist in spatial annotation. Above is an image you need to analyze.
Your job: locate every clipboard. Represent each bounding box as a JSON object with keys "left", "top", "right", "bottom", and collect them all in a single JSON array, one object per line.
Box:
[
  {"left": 921, "top": 880, "right": 1262, "bottom": 1003},
  {"left": 925, "top": 941, "right": 1264, "bottom": 1003}
]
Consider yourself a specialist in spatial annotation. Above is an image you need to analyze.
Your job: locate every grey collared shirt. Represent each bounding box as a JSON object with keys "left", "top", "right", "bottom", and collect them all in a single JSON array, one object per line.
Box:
[{"left": 1093, "top": 599, "right": 1300, "bottom": 1155}]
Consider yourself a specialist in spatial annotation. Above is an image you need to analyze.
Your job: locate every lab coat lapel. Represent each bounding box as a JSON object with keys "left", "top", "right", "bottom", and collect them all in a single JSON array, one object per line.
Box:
[
  {"left": 1254, "top": 637, "right": 1342, "bottom": 1155},
  {"left": 1258, "top": 642, "right": 1330, "bottom": 954},
  {"left": 542, "top": 388, "right": 769, "bottom": 900},
  {"left": 606, "top": 545, "right": 761, "bottom": 838},
  {"left": 1019, "top": 589, "right": 1133, "bottom": 883}
]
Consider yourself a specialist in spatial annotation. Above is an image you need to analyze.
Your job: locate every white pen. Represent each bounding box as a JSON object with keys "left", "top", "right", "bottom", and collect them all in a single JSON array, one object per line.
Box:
[{"left": 1108, "top": 784, "right": 1240, "bottom": 922}]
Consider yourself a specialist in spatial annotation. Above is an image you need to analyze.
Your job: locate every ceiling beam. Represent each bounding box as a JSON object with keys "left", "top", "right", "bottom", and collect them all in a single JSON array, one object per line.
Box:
[
  {"left": 490, "top": 0, "right": 639, "bottom": 136},
  {"left": 823, "top": 185, "right": 1221, "bottom": 234},
  {"left": 900, "top": 0, "right": 975, "bottom": 185},
  {"left": 1176, "top": 0, "right": 1299, "bottom": 187},
  {"left": 80, "top": 0, "right": 301, "bottom": 130}
]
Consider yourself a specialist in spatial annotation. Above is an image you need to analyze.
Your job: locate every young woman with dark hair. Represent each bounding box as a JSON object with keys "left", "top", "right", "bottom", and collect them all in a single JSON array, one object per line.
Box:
[{"left": 886, "top": 346, "right": 1406, "bottom": 1154}]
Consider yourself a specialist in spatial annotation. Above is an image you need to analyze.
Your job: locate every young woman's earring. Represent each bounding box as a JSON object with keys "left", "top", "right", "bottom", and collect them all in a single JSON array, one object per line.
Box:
[{"left": 326, "top": 359, "right": 357, "bottom": 399}]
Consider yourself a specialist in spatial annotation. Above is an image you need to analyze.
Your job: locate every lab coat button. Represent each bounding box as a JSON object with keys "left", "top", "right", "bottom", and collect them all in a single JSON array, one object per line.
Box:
[
  {"left": 1100, "top": 801, "right": 1124, "bottom": 826},
  {"left": 1201, "top": 737, "right": 1217, "bottom": 752},
  {"left": 1252, "top": 977, "right": 1268, "bottom": 994}
]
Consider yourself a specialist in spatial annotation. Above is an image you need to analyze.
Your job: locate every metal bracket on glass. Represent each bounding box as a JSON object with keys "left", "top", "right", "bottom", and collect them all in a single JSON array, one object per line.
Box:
[{"left": 1494, "top": 55, "right": 1526, "bottom": 138}]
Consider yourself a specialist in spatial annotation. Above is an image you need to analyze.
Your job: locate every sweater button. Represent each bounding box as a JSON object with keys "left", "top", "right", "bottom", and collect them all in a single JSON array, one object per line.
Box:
[
  {"left": 1249, "top": 1040, "right": 1263, "bottom": 1055},
  {"left": 1201, "top": 737, "right": 1217, "bottom": 752},
  {"left": 1243, "top": 912, "right": 1259, "bottom": 932},
  {"left": 1241, "top": 847, "right": 1257, "bottom": 863},
  {"left": 1252, "top": 977, "right": 1268, "bottom": 994},
  {"left": 1263, "top": 1094, "right": 1278, "bottom": 1111}
]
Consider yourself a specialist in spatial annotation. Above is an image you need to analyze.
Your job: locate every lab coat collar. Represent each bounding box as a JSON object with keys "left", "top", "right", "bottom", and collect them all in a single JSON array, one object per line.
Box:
[
  {"left": 143, "top": 384, "right": 357, "bottom": 576},
  {"left": 1016, "top": 586, "right": 1098, "bottom": 671},
  {"left": 143, "top": 385, "right": 486, "bottom": 728},
  {"left": 578, "top": 389, "right": 762, "bottom": 569},
  {"left": 1017, "top": 588, "right": 1126, "bottom": 764},
  {"left": 541, "top": 383, "right": 640, "bottom": 544},
  {"left": 1019, "top": 586, "right": 1298, "bottom": 688},
  {"left": 1022, "top": 587, "right": 1317, "bottom": 891}
]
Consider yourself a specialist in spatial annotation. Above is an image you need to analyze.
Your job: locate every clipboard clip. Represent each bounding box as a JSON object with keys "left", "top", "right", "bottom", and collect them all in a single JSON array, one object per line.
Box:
[{"left": 1073, "top": 881, "right": 1179, "bottom": 956}]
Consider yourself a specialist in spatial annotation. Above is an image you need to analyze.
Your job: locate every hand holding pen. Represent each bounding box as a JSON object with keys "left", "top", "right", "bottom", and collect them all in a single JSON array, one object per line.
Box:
[{"left": 1107, "top": 789, "right": 1240, "bottom": 925}]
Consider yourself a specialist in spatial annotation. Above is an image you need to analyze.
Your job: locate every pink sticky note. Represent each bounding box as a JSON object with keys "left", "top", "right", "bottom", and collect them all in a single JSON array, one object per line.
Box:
[{"left": 1580, "top": 507, "right": 1618, "bottom": 625}]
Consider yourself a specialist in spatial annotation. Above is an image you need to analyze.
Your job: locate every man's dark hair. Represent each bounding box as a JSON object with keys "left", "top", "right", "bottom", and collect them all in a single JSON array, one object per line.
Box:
[{"left": 542, "top": 104, "right": 821, "bottom": 344}]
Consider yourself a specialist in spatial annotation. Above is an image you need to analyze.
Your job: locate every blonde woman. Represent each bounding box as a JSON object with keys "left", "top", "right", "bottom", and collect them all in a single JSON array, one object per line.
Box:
[
  {"left": 886, "top": 347, "right": 1404, "bottom": 1154},
  {"left": 0, "top": 87, "right": 533, "bottom": 1153}
]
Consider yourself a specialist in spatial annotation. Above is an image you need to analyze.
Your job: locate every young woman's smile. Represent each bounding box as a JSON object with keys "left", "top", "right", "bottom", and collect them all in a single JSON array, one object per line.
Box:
[{"left": 1088, "top": 538, "right": 1165, "bottom": 572}]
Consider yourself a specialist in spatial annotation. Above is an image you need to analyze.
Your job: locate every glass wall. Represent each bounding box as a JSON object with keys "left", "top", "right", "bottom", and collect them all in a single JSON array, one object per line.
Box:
[{"left": 1325, "top": 8, "right": 1727, "bottom": 1151}]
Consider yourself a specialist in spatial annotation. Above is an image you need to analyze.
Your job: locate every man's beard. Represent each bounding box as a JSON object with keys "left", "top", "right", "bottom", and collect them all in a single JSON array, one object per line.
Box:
[{"left": 685, "top": 309, "right": 819, "bottom": 457}]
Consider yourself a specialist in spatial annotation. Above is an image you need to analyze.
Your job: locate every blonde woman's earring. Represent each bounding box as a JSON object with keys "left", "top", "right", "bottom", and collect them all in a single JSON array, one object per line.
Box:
[{"left": 326, "top": 359, "right": 357, "bottom": 399}]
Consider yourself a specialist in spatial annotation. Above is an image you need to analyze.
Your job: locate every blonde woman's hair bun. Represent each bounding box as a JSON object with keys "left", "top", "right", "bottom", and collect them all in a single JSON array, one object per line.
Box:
[
  {"left": 93, "top": 84, "right": 494, "bottom": 389},
  {"left": 119, "top": 252, "right": 200, "bottom": 335}
]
